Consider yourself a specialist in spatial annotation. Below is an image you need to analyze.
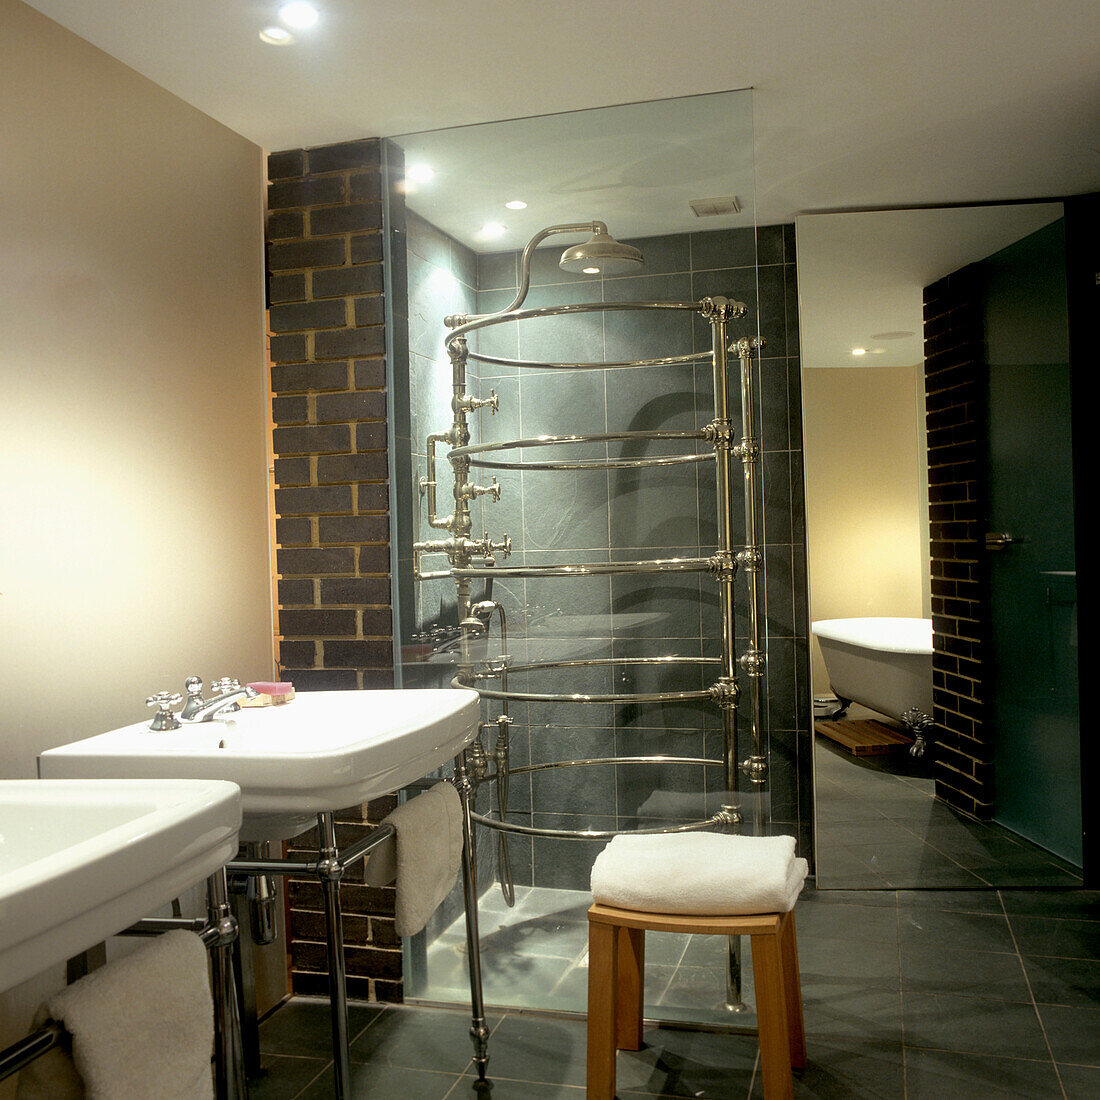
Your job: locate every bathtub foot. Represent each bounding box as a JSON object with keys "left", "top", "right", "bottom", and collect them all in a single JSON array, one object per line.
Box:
[
  {"left": 832, "top": 696, "right": 851, "bottom": 719},
  {"left": 902, "top": 707, "right": 935, "bottom": 757}
]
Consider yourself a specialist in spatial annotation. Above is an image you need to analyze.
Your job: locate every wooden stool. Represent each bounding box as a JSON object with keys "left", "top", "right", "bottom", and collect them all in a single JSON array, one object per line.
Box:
[{"left": 586, "top": 903, "right": 806, "bottom": 1100}]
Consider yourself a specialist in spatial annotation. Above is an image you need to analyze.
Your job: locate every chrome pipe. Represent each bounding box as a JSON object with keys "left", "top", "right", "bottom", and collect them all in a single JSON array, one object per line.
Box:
[
  {"left": 206, "top": 868, "right": 247, "bottom": 1100},
  {"left": 227, "top": 819, "right": 395, "bottom": 877},
  {"left": 470, "top": 452, "right": 711, "bottom": 471},
  {"left": 454, "top": 752, "right": 491, "bottom": 1079},
  {"left": 0, "top": 1024, "right": 64, "bottom": 1084},
  {"left": 450, "top": 429, "right": 708, "bottom": 458},
  {"left": 460, "top": 682, "right": 715, "bottom": 704},
  {"left": 449, "top": 297, "right": 706, "bottom": 340},
  {"left": 465, "top": 349, "right": 712, "bottom": 371},
  {"left": 120, "top": 915, "right": 210, "bottom": 937},
  {"left": 317, "top": 813, "right": 352, "bottom": 1100},
  {"left": 735, "top": 336, "right": 768, "bottom": 833},
  {"left": 469, "top": 810, "right": 727, "bottom": 840},
  {"left": 704, "top": 298, "right": 748, "bottom": 1015},
  {"left": 469, "top": 655, "right": 721, "bottom": 674},
  {"left": 451, "top": 556, "right": 713, "bottom": 579},
  {"left": 505, "top": 755, "right": 722, "bottom": 773}
]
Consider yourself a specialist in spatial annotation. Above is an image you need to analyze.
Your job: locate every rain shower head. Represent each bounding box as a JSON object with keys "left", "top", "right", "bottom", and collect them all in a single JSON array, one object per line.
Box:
[{"left": 558, "top": 227, "right": 644, "bottom": 275}]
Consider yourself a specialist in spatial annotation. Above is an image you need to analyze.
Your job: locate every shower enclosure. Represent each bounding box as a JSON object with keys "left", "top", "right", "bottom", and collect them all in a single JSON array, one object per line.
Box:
[{"left": 382, "top": 90, "right": 811, "bottom": 1031}]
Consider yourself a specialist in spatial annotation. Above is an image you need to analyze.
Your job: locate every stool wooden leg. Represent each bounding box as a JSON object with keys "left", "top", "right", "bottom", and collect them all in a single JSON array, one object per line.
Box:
[
  {"left": 587, "top": 919, "right": 618, "bottom": 1100},
  {"left": 780, "top": 912, "right": 806, "bottom": 1070},
  {"left": 750, "top": 932, "right": 794, "bottom": 1100},
  {"left": 616, "top": 925, "right": 645, "bottom": 1051}
]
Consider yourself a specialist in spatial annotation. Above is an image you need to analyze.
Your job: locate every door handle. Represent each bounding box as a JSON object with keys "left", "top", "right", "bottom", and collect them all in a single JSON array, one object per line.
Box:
[{"left": 984, "top": 531, "right": 1020, "bottom": 551}]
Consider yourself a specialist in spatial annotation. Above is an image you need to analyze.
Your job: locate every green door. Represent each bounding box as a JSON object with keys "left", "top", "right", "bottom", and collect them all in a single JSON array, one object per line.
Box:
[{"left": 983, "top": 219, "right": 1082, "bottom": 866}]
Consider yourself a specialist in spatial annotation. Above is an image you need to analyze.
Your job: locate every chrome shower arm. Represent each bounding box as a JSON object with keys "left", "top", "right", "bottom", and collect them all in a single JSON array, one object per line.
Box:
[
  {"left": 505, "top": 221, "right": 604, "bottom": 313},
  {"left": 444, "top": 222, "right": 604, "bottom": 333}
]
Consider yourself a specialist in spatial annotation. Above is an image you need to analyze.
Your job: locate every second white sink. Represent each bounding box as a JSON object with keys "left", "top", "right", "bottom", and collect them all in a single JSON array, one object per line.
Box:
[
  {"left": 0, "top": 778, "right": 241, "bottom": 992},
  {"left": 39, "top": 688, "right": 481, "bottom": 840}
]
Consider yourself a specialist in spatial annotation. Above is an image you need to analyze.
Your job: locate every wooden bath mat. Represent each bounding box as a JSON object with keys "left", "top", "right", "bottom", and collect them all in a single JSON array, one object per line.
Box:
[{"left": 815, "top": 718, "right": 913, "bottom": 756}]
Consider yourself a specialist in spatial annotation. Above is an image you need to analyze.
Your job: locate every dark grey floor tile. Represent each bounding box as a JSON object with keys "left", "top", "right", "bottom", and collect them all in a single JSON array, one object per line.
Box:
[
  {"left": 259, "top": 997, "right": 383, "bottom": 1057},
  {"left": 348, "top": 1004, "right": 488, "bottom": 1074},
  {"left": 801, "top": 985, "right": 903, "bottom": 1041},
  {"left": 895, "top": 889, "right": 1004, "bottom": 913},
  {"left": 796, "top": 887, "right": 898, "bottom": 908},
  {"left": 797, "top": 935, "right": 901, "bottom": 990},
  {"left": 1008, "top": 916, "right": 1100, "bottom": 959},
  {"left": 1058, "top": 1061, "right": 1100, "bottom": 1099},
  {"left": 813, "top": 865, "right": 896, "bottom": 890},
  {"left": 450, "top": 1076, "right": 585, "bottom": 1098},
  {"left": 794, "top": 901, "right": 899, "bottom": 946},
  {"left": 616, "top": 1023, "right": 758, "bottom": 1097},
  {"left": 999, "top": 890, "right": 1100, "bottom": 921},
  {"left": 1022, "top": 953, "right": 1100, "bottom": 1007},
  {"left": 901, "top": 992, "right": 1051, "bottom": 1059},
  {"left": 475, "top": 1013, "right": 589, "bottom": 1088},
  {"left": 880, "top": 864, "right": 991, "bottom": 889},
  {"left": 749, "top": 1038, "right": 904, "bottom": 1098},
  {"left": 900, "top": 941, "right": 1031, "bottom": 1001},
  {"left": 247, "top": 1054, "right": 329, "bottom": 1100},
  {"left": 898, "top": 906, "right": 1016, "bottom": 953},
  {"left": 1035, "top": 1002, "right": 1100, "bottom": 1065},
  {"left": 297, "top": 1062, "right": 461, "bottom": 1099},
  {"left": 904, "top": 1048, "right": 1064, "bottom": 1098}
]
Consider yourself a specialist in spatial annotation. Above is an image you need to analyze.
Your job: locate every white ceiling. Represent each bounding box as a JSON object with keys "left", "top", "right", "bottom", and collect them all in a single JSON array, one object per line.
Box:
[{"left": 21, "top": 0, "right": 1100, "bottom": 227}]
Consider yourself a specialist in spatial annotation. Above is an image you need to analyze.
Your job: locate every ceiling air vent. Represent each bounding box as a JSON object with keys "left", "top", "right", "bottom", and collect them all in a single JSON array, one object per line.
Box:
[{"left": 689, "top": 196, "right": 742, "bottom": 218}]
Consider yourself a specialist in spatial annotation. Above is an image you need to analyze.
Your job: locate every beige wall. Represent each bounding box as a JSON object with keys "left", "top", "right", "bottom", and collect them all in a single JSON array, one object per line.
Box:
[
  {"left": 1, "top": 0, "right": 273, "bottom": 1060},
  {"left": 802, "top": 364, "right": 930, "bottom": 694}
]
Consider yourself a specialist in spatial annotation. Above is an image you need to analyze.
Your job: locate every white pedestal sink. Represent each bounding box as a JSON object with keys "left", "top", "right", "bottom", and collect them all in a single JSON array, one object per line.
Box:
[
  {"left": 39, "top": 689, "right": 481, "bottom": 840},
  {"left": 0, "top": 778, "right": 241, "bottom": 992}
]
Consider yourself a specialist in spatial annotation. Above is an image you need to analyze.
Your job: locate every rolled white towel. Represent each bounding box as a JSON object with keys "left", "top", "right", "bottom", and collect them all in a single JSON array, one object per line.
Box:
[{"left": 590, "top": 832, "right": 808, "bottom": 915}]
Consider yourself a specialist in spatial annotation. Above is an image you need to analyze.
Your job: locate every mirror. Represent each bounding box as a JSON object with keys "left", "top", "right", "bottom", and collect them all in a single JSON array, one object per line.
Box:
[{"left": 799, "top": 203, "right": 1083, "bottom": 889}]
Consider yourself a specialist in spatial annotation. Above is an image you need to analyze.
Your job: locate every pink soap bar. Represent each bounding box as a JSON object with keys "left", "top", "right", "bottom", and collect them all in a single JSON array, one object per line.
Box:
[{"left": 248, "top": 681, "right": 294, "bottom": 695}]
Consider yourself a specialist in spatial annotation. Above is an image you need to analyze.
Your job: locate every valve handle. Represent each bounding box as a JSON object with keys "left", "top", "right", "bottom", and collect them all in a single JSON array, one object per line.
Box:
[
  {"left": 146, "top": 691, "right": 183, "bottom": 710},
  {"left": 145, "top": 691, "right": 182, "bottom": 731}
]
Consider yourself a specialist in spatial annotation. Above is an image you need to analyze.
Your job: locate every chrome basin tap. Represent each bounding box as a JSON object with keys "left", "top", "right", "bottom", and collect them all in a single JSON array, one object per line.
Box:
[{"left": 180, "top": 678, "right": 258, "bottom": 723}]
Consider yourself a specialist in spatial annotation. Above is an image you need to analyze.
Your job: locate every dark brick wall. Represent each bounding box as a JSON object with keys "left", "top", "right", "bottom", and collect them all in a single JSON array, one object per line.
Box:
[
  {"left": 266, "top": 137, "right": 401, "bottom": 1001},
  {"left": 285, "top": 797, "right": 402, "bottom": 1003},
  {"left": 923, "top": 266, "right": 993, "bottom": 818},
  {"left": 267, "top": 137, "right": 393, "bottom": 693}
]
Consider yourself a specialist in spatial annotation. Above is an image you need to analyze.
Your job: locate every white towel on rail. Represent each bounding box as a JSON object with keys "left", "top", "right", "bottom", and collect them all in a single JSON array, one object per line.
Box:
[
  {"left": 362, "top": 782, "right": 464, "bottom": 937},
  {"left": 16, "top": 930, "right": 213, "bottom": 1100},
  {"left": 590, "top": 832, "right": 808, "bottom": 915}
]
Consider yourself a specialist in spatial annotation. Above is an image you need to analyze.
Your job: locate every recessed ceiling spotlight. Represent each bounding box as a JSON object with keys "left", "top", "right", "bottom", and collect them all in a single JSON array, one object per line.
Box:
[
  {"left": 851, "top": 347, "right": 867, "bottom": 356},
  {"left": 480, "top": 222, "right": 507, "bottom": 240},
  {"left": 259, "top": 26, "right": 294, "bottom": 45},
  {"left": 279, "top": 2, "right": 319, "bottom": 29},
  {"left": 505, "top": 200, "right": 527, "bottom": 210},
  {"left": 406, "top": 163, "right": 435, "bottom": 184}
]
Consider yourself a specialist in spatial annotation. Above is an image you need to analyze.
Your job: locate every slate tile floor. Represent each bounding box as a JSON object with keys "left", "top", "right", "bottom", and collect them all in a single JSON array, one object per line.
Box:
[
  {"left": 813, "top": 737, "right": 1082, "bottom": 890},
  {"left": 252, "top": 884, "right": 1100, "bottom": 1098}
]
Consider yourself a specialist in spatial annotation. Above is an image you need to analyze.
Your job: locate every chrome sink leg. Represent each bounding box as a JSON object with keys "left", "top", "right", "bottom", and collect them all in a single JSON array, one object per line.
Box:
[
  {"left": 207, "top": 868, "right": 248, "bottom": 1100},
  {"left": 318, "top": 812, "right": 352, "bottom": 1100},
  {"left": 455, "top": 752, "right": 490, "bottom": 1079}
]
